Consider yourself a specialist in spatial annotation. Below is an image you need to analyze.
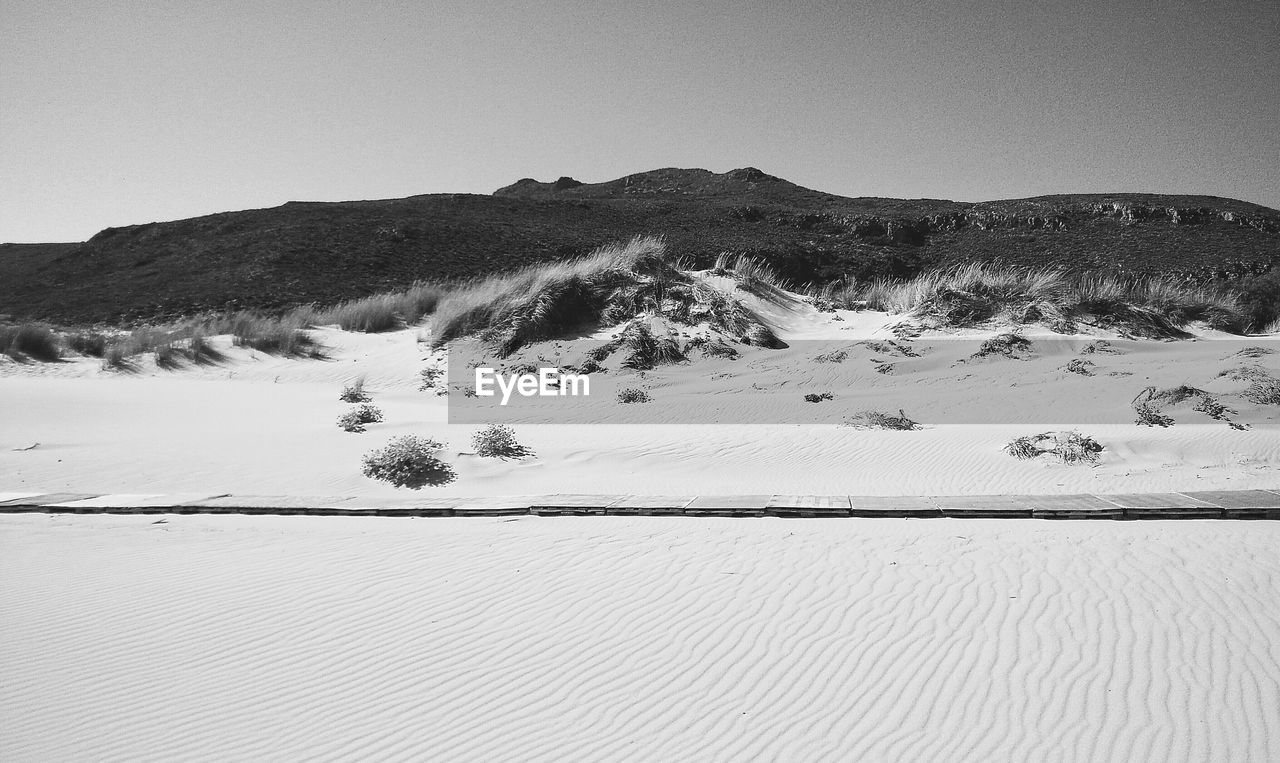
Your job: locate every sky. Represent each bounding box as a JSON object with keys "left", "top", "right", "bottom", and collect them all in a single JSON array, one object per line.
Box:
[{"left": 2, "top": 0, "right": 1277, "bottom": 243}]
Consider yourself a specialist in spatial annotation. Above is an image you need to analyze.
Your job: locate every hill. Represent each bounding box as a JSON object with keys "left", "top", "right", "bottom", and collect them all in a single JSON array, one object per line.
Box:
[{"left": 2, "top": 167, "right": 1278, "bottom": 324}]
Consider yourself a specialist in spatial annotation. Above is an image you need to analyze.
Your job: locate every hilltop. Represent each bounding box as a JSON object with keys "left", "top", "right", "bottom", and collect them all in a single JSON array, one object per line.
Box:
[{"left": 2, "top": 167, "right": 1278, "bottom": 324}]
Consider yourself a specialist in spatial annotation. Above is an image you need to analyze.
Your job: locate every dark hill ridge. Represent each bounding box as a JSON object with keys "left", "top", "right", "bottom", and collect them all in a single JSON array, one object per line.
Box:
[{"left": 2, "top": 167, "right": 1278, "bottom": 324}]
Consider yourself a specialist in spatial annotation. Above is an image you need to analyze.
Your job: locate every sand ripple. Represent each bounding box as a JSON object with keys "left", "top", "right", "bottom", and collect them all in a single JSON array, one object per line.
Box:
[{"left": 2, "top": 515, "right": 1279, "bottom": 761}]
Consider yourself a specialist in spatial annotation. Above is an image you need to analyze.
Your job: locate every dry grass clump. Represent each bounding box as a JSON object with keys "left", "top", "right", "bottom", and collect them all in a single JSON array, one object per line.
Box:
[
  {"left": 65, "top": 331, "right": 108, "bottom": 358},
  {"left": 1005, "top": 431, "right": 1103, "bottom": 464},
  {"left": 1064, "top": 358, "right": 1096, "bottom": 375},
  {"left": 1080, "top": 340, "right": 1121, "bottom": 354},
  {"left": 619, "top": 323, "right": 686, "bottom": 370},
  {"left": 618, "top": 387, "right": 651, "bottom": 404},
  {"left": 472, "top": 424, "right": 534, "bottom": 459},
  {"left": 362, "top": 436, "right": 455, "bottom": 488},
  {"left": 308, "top": 282, "right": 448, "bottom": 332},
  {"left": 711, "top": 253, "right": 793, "bottom": 302},
  {"left": 340, "top": 377, "right": 371, "bottom": 403},
  {"left": 691, "top": 337, "right": 740, "bottom": 359},
  {"left": 1233, "top": 346, "right": 1274, "bottom": 359},
  {"left": 1217, "top": 365, "right": 1272, "bottom": 382},
  {"left": 202, "top": 312, "right": 322, "bottom": 357},
  {"left": 0, "top": 323, "right": 61, "bottom": 362},
  {"left": 101, "top": 344, "right": 137, "bottom": 372},
  {"left": 813, "top": 348, "right": 849, "bottom": 363},
  {"left": 825, "top": 262, "right": 1247, "bottom": 336},
  {"left": 154, "top": 343, "right": 188, "bottom": 370},
  {"left": 338, "top": 404, "right": 384, "bottom": 433},
  {"left": 188, "top": 330, "right": 224, "bottom": 364},
  {"left": 860, "top": 340, "right": 919, "bottom": 357},
  {"left": 1244, "top": 378, "right": 1280, "bottom": 405},
  {"left": 804, "top": 392, "right": 834, "bottom": 403},
  {"left": 973, "top": 332, "right": 1033, "bottom": 359},
  {"left": 843, "top": 409, "right": 921, "bottom": 430},
  {"left": 1131, "top": 385, "right": 1244, "bottom": 427}
]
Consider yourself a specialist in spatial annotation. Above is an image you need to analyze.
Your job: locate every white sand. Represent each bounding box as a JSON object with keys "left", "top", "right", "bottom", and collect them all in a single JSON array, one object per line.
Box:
[
  {"left": 1, "top": 316, "right": 1278, "bottom": 496},
  {"left": 3, "top": 513, "right": 1279, "bottom": 761}
]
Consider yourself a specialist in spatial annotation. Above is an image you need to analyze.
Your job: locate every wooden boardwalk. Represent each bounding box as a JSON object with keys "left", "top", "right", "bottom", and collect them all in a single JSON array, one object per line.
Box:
[{"left": 4, "top": 490, "right": 1280, "bottom": 519}]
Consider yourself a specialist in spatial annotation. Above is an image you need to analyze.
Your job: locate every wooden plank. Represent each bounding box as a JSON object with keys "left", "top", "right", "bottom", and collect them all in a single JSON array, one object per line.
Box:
[
  {"left": 1025, "top": 494, "right": 1123, "bottom": 519},
  {"left": 1095, "top": 493, "right": 1218, "bottom": 509},
  {"left": 48, "top": 494, "right": 226, "bottom": 510},
  {"left": 686, "top": 495, "right": 771, "bottom": 517},
  {"left": 608, "top": 495, "right": 696, "bottom": 510},
  {"left": 767, "top": 495, "right": 851, "bottom": 516},
  {"left": 529, "top": 494, "right": 625, "bottom": 510},
  {"left": 847, "top": 496, "right": 942, "bottom": 518},
  {"left": 935, "top": 496, "right": 1035, "bottom": 518},
  {"left": 1180, "top": 490, "right": 1280, "bottom": 509},
  {"left": 686, "top": 495, "right": 772, "bottom": 510}
]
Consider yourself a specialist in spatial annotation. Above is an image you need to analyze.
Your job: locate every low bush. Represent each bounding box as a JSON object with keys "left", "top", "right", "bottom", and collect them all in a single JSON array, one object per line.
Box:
[
  {"left": 338, "top": 404, "right": 384, "bottom": 433},
  {"left": 189, "top": 330, "right": 224, "bottom": 364},
  {"left": 361, "top": 436, "right": 455, "bottom": 488},
  {"left": 973, "top": 333, "right": 1032, "bottom": 359},
  {"left": 471, "top": 423, "right": 534, "bottom": 459},
  {"left": 1064, "top": 358, "right": 1096, "bottom": 375},
  {"left": 804, "top": 392, "right": 834, "bottom": 403},
  {"left": 618, "top": 388, "right": 651, "bottom": 404},
  {"left": 101, "top": 343, "right": 137, "bottom": 372},
  {"left": 154, "top": 343, "right": 188, "bottom": 370},
  {"left": 1005, "top": 431, "right": 1103, "bottom": 464},
  {"left": 0, "top": 323, "right": 61, "bottom": 362},
  {"left": 340, "top": 377, "right": 371, "bottom": 403},
  {"left": 1244, "top": 378, "right": 1280, "bottom": 405},
  {"left": 844, "top": 409, "right": 920, "bottom": 430},
  {"left": 66, "top": 331, "right": 108, "bottom": 357}
]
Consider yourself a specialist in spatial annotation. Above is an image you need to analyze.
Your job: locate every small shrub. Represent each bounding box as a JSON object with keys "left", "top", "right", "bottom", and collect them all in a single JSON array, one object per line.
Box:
[
  {"left": 340, "top": 378, "right": 371, "bottom": 403},
  {"left": 0, "top": 323, "right": 60, "bottom": 362},
  {"left": 1218, "top": 365, "right": 1273, "bottom": 382},
  {"left": 973, "top": 333, "right": 1032, "bottom": 359},
  {"left": 101, "top": 343, "right": 137, "bottom": 372},
  {"left": 338, "top": 404, "right": 384, "bottom": 433},
  {"left": 1244, "top": 378, "right": 1280, "bottom": 405},
  {"left": 1192, "top": 396, "right": 1236, "bottom": 421},
  {"left": 804, "top": 392, "right": 834, "bottom": 403},
  {"left": 361, "top": 436, "right": 455, "bottom": 488},
  {"left": 419, "top": 366, "right": 445, "bottom": 392},
  {"left": 66, "top": 331, "right": 108, "bottom": 357},
  {"left": 154, "top": 343, "right": 188, "bottom": 370},
  {"left": 698, "top": 339, "right": 740, "bottom": 359},
  {"left": 618, "top": 388, "right": 651, "bottom": 404},
  {"left": 859, "top": 340, "right": 919, "bottom": 357},
  {"left": 1064, "top": 358, "right": 1096, "bottom": 376},
  {"left": 1004, "top": 431, "right": 1103, "bottom": 464},
  {"left": 1079, "top": 340, "right": 1120, "bottom": 355},
  {"left": 189, "top": 330, "right": 224, "bottom": 364},
  {"left": 844, "top": 409, "right": 920, "bottom": 430},
  {"left": 471, "top": 423, "right": 534, "bottom": 459},
  {"left": 1132, "top": 388, "right": 1175, "bottom": 427}
]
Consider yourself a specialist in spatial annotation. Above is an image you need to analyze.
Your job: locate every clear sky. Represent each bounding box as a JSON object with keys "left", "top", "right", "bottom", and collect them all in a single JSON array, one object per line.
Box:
[{"left": 2, "top": 0, "right": 1277, "bottom": 243}]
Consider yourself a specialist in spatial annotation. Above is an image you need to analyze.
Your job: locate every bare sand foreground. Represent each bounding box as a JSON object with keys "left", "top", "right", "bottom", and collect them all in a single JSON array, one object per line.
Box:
[{"left": 2, "top": 513, "right": 1279, "bottom": 761}]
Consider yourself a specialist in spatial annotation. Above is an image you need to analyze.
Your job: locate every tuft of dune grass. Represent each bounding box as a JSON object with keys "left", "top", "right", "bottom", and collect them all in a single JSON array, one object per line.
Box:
[
  {"left": 0, "top": 323, "right": 61, "bottom": 362},
  {"left": 813, "top": 262, "right": 1249, "bottom": 337},
  {"left": 430, "top": 236, "right": 781, "bottom": 356}
]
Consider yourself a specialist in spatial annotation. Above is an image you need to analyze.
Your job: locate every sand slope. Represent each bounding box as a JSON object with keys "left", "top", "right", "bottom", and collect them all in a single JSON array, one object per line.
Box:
[{"left": 3, "top": 514, "right": 1279, "bottom": 761}]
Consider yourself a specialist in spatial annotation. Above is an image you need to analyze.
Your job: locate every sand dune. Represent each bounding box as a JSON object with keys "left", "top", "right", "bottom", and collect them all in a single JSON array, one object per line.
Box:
[{"left": 3, "top": 514, "right": 1279, "bottom": 761}]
